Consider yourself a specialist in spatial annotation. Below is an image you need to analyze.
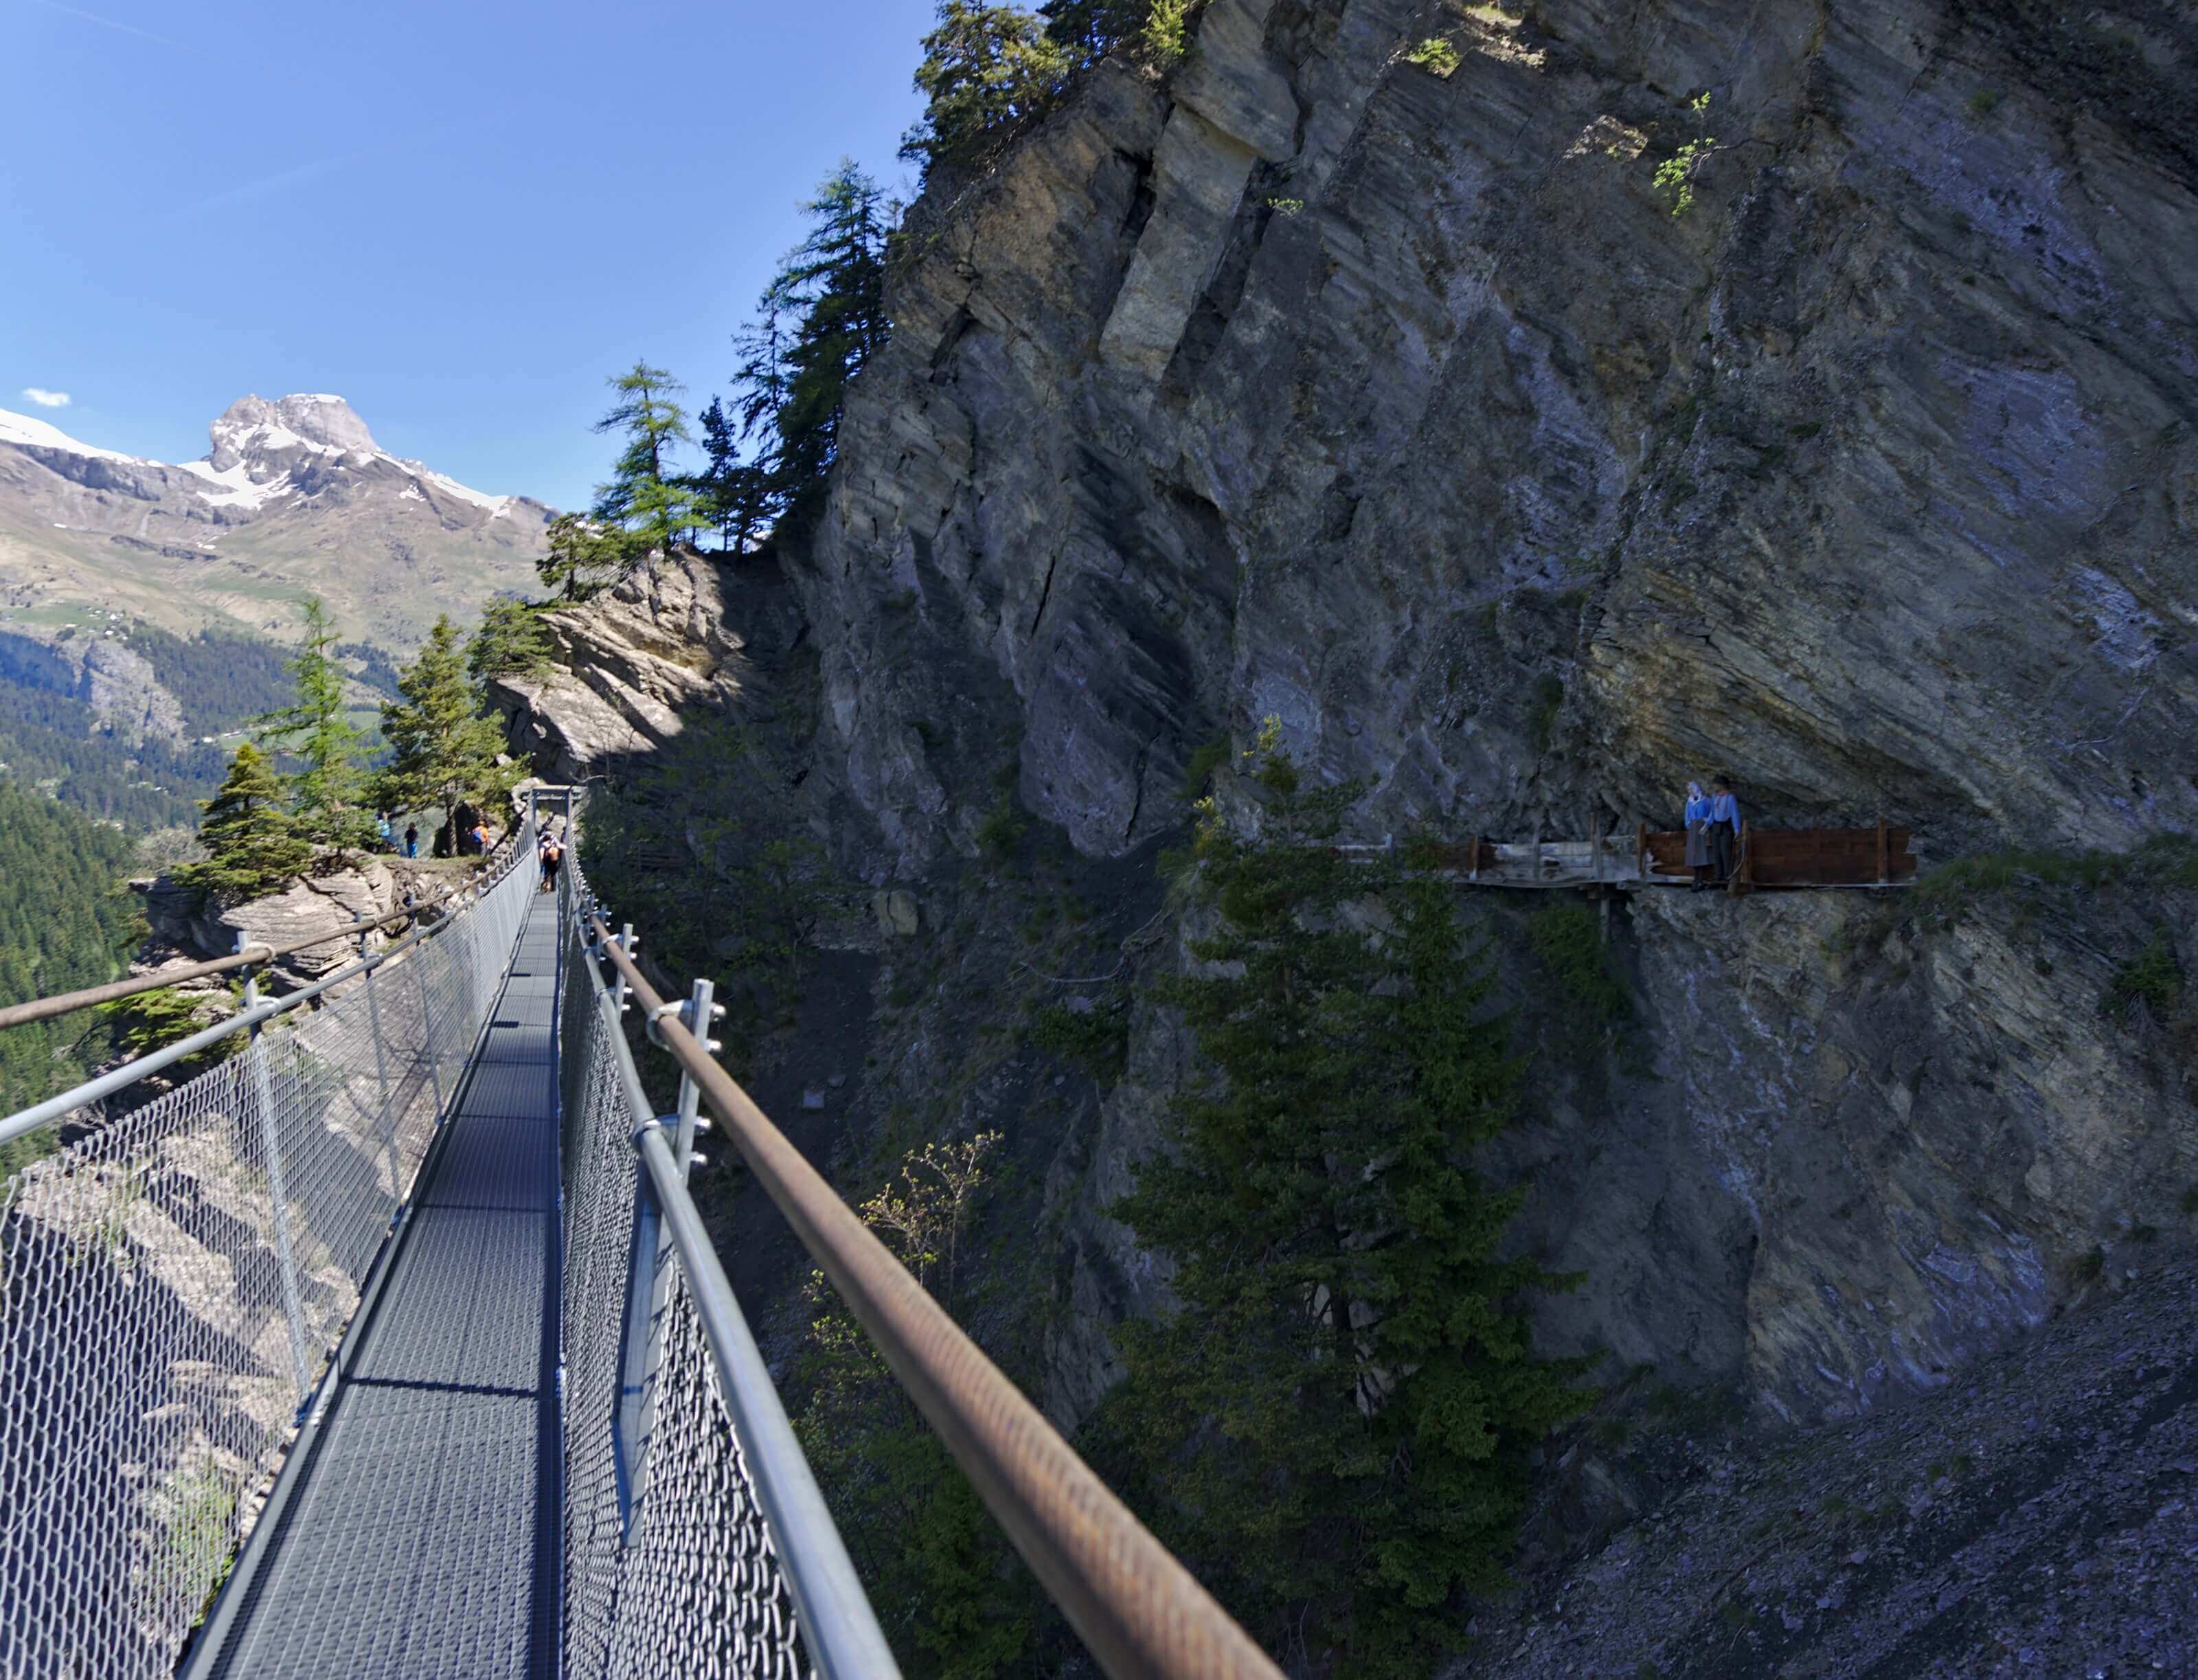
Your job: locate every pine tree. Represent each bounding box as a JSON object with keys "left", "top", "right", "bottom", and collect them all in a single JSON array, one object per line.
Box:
[
  {"left": 592, "top": 362, "right": 711, "bottom": 576},
  {"left": 903, "top": 2, "right": 1072, "bottom": 170},
  {"left": 693, "top": 396, "right": 741, "bottom": 549},
  {"left": 378, "top": 616, "right": 515, "bottom": 856},
  {"left": 466, "top": 598, "right": 554, "bottom": 683},
  {"left": 254, "top": 597, "right": 375, "bottom": 855},
  {"left": 774, "top": 164, "right": 893, "bottom": 498},
  {"left": 1101, "top": 721, "right": 1594, "bottom": 1676},
  {"left": 722, "top": 284, "right": 798, "bottom": 544},
  {"left": 537, "top": 512, "right": 633, "bottom": 602},
  {"left": 177, "top": 742, "right": 313, "bottom": 900},
  {"left": 1039, "top": 0, "right": 1151, "bottom": 61}
]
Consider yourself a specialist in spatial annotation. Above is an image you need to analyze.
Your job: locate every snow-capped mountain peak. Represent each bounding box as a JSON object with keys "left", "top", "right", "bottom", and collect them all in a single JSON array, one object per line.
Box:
[
  {"left": 207, "top": 392, "right": 381, "bottom": 470},
  {"left": 0, "top": 395, "right": 551, "bottom": 648}
]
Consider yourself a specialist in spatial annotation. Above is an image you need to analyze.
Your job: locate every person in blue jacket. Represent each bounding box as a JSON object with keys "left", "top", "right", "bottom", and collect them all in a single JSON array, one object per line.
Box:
[
  {"left": 1684, "top": 780, "right": 1714, "bottom": 889},
  {"left": 1709, "top": 775, "right": 1742, "bottom": 883}
]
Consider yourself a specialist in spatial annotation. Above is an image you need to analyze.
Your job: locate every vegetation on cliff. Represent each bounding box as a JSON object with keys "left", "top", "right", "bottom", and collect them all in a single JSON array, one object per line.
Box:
[
  {"left": 1097, "top": 727, "right": 1594, "bottom": 1675},
  {"left": 252, "top": 600, "right": 378, "bottom": 855},
  {"left": 376, "top": 616, "right": 518, "bottom": 856},
  {"left": 174, "top": 742, "right": 313, "bottom": 900}
]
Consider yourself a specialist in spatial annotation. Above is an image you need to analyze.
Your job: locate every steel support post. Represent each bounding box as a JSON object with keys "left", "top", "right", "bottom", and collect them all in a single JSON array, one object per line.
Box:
[
  {"left": 673, "top": 977, "right": 716, "bottom": 1180},
  {"left": 413, "top": 949, "right": 445, "bottom": 1117},
  {"left": 240, "top": 940, "right": 313, "bottom": 1398},
  {"left": 613, "top": 923, "right": 635, "bottom": 1017},
  {"left": 359, "top": 924, "right": 400, "bottom": 1205}
]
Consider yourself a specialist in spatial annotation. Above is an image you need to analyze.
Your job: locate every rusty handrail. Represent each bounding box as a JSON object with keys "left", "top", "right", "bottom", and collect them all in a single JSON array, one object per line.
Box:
[
  {"left": 0, "top": 903, "right": 438, "bottom": 1032},
  {"left": 581, "top": 910, "right": 1282, "bottom": 1680},
  {"left": 0, "top": 836, "right": 528, "bottom": 1033}
]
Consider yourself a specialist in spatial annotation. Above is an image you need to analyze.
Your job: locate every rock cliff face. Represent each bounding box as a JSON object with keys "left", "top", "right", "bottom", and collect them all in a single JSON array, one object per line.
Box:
[
  {"left": 486, "top": 553, "right": 745, "bottom": 783},
  {"left": 771, "top": 0, "right": 2198, "bottom": 1414},
  {"left": 822, "top": 0, "right": 2193, "bottom": 869},
  {"left": 521, "top": 0, "right": 2196, "bottom": 1604}
]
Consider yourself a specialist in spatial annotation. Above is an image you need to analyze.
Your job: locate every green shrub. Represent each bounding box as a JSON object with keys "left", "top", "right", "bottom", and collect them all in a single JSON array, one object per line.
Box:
[
  {"left": 1143, "top": 0, "right": 1192, "bottom": 66},
  {"left": 2181, "top": 1185, "right": 2198, "bottom": 1216},
  {"left": 2110, "top": 931, "right": 2182, "bottom": 1021},
  {"left": 976, "top": 792, "right": 1027, "bottom": 859},
  {"left": 2135, "top": 833, "right": 2198, "bottom": 887},
  {"left": 2069, "top": 1246, "right": 2105, "bottom": 1284},
  {"left": 1031, "top": 1003, "right": 1129, "bottom": 1082},
  {"left": 1529, "top": 903, "right": 1629, "bottom": 1023},
  {"left": 1528, "top": 673, "right": 1565, "bottom": 753},
  {"left": 1178, "top": 734, "right": 1232, "bottom": 801},
  {"left": 1968, "top": 86, "right": 2004, "bottom": 117},
  {"left": 1914, "top": 847, "right": 2123, "bottom": 908},
  {"left": 1404, "top": 36, "right": 1460, "bottom": 74}
]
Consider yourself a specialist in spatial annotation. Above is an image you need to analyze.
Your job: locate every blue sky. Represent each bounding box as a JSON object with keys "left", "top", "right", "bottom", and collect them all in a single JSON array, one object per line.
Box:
[{"left": 1, "top": 0, "right": 936, "bottom": 508}]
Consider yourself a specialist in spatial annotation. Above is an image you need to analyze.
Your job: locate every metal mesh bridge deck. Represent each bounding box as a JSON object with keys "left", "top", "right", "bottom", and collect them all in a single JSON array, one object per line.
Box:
[{"left": 189, "top": 895, "right": 567, "bottom": 1679}]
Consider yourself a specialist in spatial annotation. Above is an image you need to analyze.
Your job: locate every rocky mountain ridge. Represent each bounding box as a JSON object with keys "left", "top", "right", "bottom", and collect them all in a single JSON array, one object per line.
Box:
[{"left": 0, "top": 394, "right": 552, "bottom": 648}]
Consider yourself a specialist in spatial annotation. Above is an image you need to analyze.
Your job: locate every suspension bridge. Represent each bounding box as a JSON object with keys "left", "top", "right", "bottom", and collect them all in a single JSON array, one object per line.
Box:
[{"left": 0, "top": 791, "right": 1281, "bottom": 1680}]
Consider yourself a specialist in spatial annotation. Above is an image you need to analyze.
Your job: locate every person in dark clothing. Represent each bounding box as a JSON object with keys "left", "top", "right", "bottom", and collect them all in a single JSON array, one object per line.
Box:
[
  {"left": 1709, "top": 775, "right": 1742, "bottom": 884},
  {"left": 403, "top": 823, "right": 419, "bottom": 859},
  {"left": 539, "top": 831, "right": 564, "bottom": 895}
]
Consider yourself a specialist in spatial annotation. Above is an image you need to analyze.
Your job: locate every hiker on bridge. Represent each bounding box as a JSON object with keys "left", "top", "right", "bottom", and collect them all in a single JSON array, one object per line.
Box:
[
  {"left": 1709, "top": 775, "right": 1742, "bottom": 884},
  {"left": 539, "top": 828, "right": 564, "bottom": 895},
  {"left": 1684, "top": 780, "right": 1714, "bottom": 889}
]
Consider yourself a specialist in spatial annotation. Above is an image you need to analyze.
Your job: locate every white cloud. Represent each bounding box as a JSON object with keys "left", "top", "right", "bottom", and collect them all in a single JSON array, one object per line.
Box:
[{"left": 20, "top": 389, "right": 71, "bottom": 409}]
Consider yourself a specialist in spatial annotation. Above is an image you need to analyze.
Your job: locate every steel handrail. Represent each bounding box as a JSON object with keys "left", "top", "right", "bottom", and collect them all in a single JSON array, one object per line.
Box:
[
  {"left": 578, "top": 909, "right": 1283, "bottom": 1680},
  {"left": 0, "top": 830, "right": 534, "bottom": 1149},
  {"left": 0, "top": 833, "right": 529, "bottom": 1033},
  {"left": 569, "top": 914, "right": 900, "bottom": 1677}
]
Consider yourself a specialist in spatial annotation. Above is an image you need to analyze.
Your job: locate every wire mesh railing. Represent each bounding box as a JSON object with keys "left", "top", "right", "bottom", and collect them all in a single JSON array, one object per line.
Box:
[
  {"left": 558, "top": 835, "right": 897, "bottom": 1679},
  {"left": 0, "top": 821, "right": 539, "bottom": 1680},
  {"left": 558, "top": 819, "right": 1284, "bottom": 1680}
]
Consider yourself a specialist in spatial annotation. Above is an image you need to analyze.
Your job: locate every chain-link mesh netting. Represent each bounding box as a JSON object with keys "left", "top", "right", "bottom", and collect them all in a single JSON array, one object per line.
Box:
[
  {"left": 558, "top": 861, "right": 811, "bottom": 1680},
  {"left": 0, "top": 824, "right": 538, "bottom": 1680}
]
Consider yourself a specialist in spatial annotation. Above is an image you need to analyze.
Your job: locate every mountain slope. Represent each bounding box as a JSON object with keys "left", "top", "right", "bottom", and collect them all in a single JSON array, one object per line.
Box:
[{"left": 0, "top": 394, "right": 553, "bottom": 649}]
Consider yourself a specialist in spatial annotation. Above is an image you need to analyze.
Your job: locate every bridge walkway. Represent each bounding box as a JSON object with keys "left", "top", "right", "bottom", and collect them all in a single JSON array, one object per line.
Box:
[{"left": 190, "top": 892, "right": 565, "bottom": 1680}]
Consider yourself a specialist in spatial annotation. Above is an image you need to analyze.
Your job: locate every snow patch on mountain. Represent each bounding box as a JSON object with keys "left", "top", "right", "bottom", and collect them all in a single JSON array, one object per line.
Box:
[
  {"left": 0, "top": 407, "right": 139, "bottom": 464},
  {"left": 414, "top": 467, "right": 510, "bottom": 514},
  {"left": 177, "top": 459, "right": 298, "bottom": 510}
]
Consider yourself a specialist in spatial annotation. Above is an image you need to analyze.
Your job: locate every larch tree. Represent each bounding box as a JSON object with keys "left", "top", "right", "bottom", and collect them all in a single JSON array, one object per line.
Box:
[
  {"left": 902, "top": 2, "right": 1072, "bottom": 171},
  {"left": 254, "top": 597, "right": 376, "bottom": 856},
  {"left": 537, "top": 512, "right": 633, "bottom": 602},
  {"left": 1100, "top": 720, "right": 1594, "bottom": 1677},
  {"left": 177, "top": 742, "right": 313, "bottom": 900},
  {"left": 378, "top": 615, "right": 515, "bottom": 856},
  {"left": 592, "top": 361, "right": 710, "bottom": 576},
  {"left": 773, "top": 163, "right": 893, "bottom": 499},
  {"left": 466, "top": 598, "right": 554, "bottom": 684}
]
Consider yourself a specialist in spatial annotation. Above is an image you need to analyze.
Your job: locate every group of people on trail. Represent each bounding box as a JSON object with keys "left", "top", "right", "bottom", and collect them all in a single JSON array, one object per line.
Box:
[
  {"left": 1683, "top": 776, "right": 1743, "bottom": 890},
  {"left": 537, "top": 826, "right": 565, "bottom": 895},
  {"left": 374, "top": 811, "right": 423, "bottom": 859}
]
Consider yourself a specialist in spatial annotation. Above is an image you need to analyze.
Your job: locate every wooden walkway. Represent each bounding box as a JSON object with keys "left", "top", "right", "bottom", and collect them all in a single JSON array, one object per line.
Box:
[{"left": 1368, "top": 819, "right": 1916, "bottom": 894}]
